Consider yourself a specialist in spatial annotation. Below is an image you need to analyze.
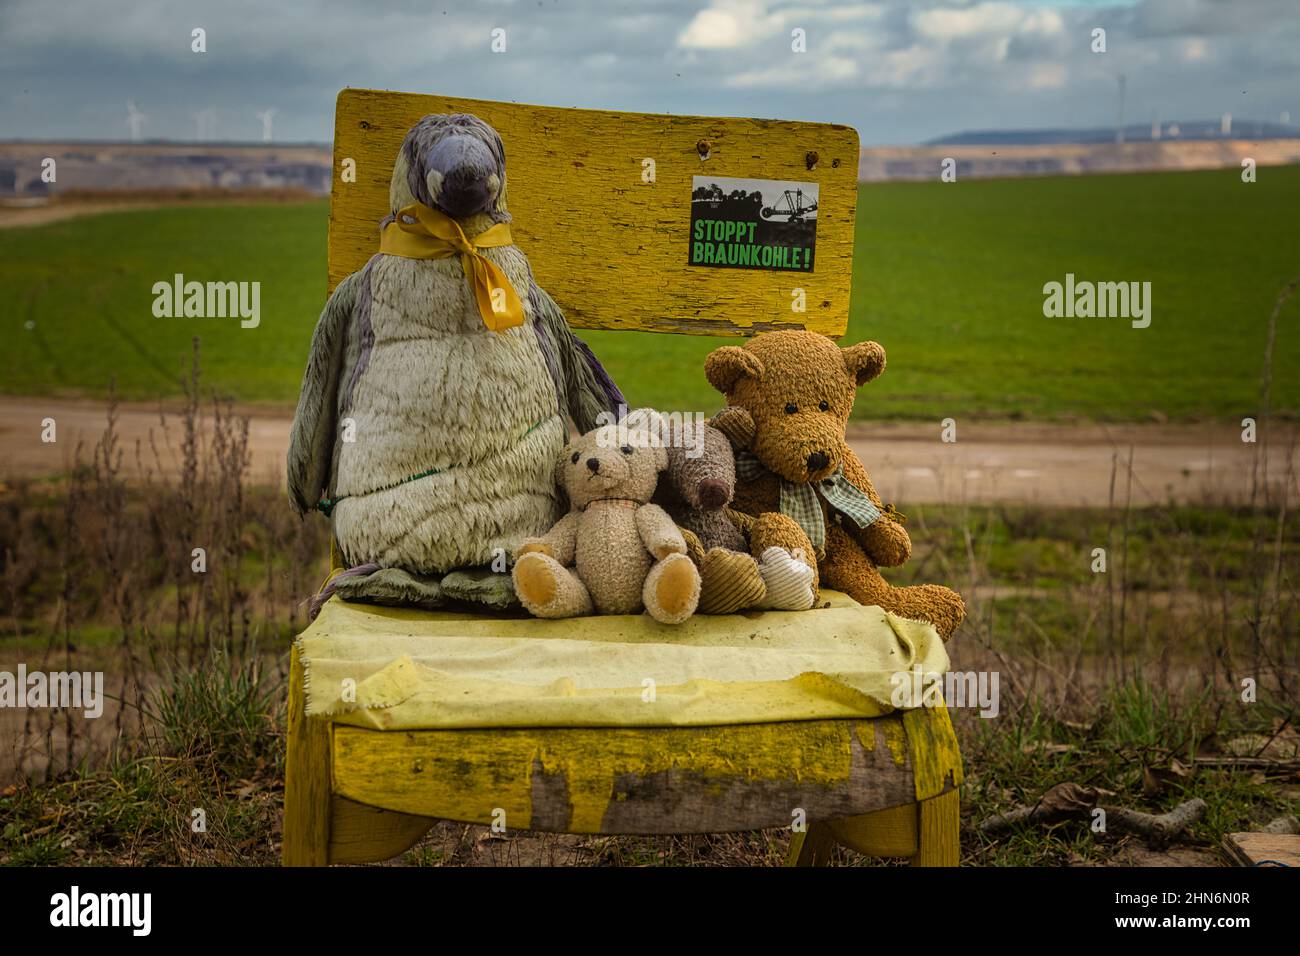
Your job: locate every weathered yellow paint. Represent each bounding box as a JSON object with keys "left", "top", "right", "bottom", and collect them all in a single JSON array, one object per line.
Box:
[
  {"left": 912, "top": 789, "right": 962, "bottom": 867},
  {"left": 902, "top": 704, "right": 965, "bottom": 800},
  {"left": 784, "top": 711, "right": 963, "bottom": 865},
  {"left": 788, "top": 791, "right": 960, "bottom": 867},
  {"left": 327, "top": 796, "right": 434, "bottom": 865},
  {"left": 881, "top": 718, "right": 909, "bottom": 768},
  {"left": 829, "top": 804, "right": 918, "bottom": 857},
  {"left": 787, "top": 823, "right": 839, "bottom": 866},
  {"left": 329, "top": 89, "right": 859, "bottom": 336},
  {"left": 282, "top": 646, "right": 333, "bottom": 866},
  {"left": 334, "top": 721, "right": 861, "bottom": 833},
  {"left": 853, "top": 720, "right": 877, "bottom": 752}
]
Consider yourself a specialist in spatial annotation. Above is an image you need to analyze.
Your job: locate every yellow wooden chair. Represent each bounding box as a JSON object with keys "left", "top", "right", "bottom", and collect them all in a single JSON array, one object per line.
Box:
[{"left": 282, "top": 89, "right": 963, "bottom": 867}]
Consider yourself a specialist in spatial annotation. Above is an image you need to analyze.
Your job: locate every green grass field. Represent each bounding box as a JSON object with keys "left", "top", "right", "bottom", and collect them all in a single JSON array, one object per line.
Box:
[
  {"left": 3, "top": 166, "right": 1298, "bottom": 420},
  {"left": 3, "top": 202, "right": 326, "bottom": 405}
]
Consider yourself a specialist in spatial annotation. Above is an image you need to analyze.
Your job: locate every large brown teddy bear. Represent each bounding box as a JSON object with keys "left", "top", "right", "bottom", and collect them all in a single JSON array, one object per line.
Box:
[{"left": 705, "top": 330, "right": 965, "bottom": 639}]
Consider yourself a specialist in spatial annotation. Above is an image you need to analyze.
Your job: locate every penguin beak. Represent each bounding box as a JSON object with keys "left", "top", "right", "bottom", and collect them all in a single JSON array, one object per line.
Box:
[{"left": 425, "top": 133, "right": 498, "bottom": 218}]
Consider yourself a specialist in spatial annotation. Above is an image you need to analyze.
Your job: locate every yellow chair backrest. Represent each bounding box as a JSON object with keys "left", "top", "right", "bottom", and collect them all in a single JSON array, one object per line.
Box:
[{"left": 329, "top": 89, "right": 858, "bottom": 337}]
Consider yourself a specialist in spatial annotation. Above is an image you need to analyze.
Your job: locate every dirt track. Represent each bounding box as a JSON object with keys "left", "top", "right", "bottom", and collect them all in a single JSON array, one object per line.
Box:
[
  {"left": 0, "top": 199, "right": 175, "bottom": 229},
  {"left": 0, "top": 190, "right": 321, "bottom": 230},
  {"left": 856, "top": 419, "right": 1297, "bottom": 506},
  {"left": 3, "top": 397, "right": 1295, "bottom": 507}
]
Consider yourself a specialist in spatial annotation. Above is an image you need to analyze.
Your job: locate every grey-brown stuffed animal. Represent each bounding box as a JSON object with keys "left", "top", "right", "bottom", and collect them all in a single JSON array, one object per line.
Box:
[
  {"left": 512, "top": 413, "right": 701, "bottom": 624},
  {"left": 653, "top": 415, "right": 817, "bottom": 614}
]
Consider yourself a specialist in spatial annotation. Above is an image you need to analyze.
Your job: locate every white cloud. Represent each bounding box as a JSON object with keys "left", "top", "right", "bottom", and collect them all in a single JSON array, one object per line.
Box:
[
  {"left": 912, "top": 3, "right": 1029, "bottom": 43},
  {"left": 727, "top": 52, "right": 859, "bottom": 90},
  {"left": 1182, "top": 37, "right": 1210, "bottom": 61},
  {"left": 2, "top": 0, "right": 1298, "bottom": 146},
  {"left": 678, "top": 1, "right": 785, "bottom": 50},
  {"left": 1027, "top": 62, "right": 1066, "bottom": 90},
  {"left": 0, "top": 0, "right": 486, "bottom": 70}
]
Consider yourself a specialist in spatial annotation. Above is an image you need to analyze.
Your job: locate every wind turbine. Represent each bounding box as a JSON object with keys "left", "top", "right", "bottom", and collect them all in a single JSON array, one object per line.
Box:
[
  {"left": 125, "top": 100, "right": 147, "bottom": 142},
  {"left": 1114, "top": 74, "right": 1126, "bottom": 144},
  {"left": 192, "top": 107, "right": 217, "bottom": 141},
  {"left": 256, "top": 109, "right": 277, "bottom": 143}
]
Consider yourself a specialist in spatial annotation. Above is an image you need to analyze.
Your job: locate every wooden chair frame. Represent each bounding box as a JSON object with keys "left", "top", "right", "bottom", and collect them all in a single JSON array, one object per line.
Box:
[
  {"left": 285, "top": 647, "right": 961, "bottom": 866},
  {"left": 282, "top": 90, "right": 963, "bottom": 867}
]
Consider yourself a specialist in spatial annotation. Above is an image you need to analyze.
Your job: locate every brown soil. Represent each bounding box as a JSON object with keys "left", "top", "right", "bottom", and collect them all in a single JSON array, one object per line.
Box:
[
  {"left": 2, "top": 397, "right": 1295, "bottom": 506},
  {"left": 0, "top": 189, "right": 318, "bottom": 229}
]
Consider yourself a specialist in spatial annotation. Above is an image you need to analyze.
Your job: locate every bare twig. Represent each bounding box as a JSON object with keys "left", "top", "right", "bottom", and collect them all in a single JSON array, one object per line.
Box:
[{"left": 978, "top": 782, "right": 1207, "bottom": 846}]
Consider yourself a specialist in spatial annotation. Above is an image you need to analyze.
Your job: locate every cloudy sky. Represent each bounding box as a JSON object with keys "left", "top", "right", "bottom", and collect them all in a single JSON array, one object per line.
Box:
[{"left": 2, "top": 0, "right": 1296, "bottom": 145}]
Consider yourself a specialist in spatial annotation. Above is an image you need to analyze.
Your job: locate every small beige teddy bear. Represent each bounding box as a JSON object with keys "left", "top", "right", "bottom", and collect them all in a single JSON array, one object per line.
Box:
[{"left": 512, "top": 413, "right": 702, "bottom": 624}]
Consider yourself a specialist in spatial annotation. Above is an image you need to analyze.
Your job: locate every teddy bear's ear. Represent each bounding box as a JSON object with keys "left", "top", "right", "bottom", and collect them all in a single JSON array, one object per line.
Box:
[
  {"left": 624, "top": 407, "right": 666, "bottom": 444},
  {"left": 554, "top": 444, "right": 573, "bottom": 485},
  {"left": 842, "top": 340, "right": 886, "bottom": 387},
  {"left": 654, "top": 444, "right": 669, "bottom": 472},
  {"left": 704, "top": 346, "right": 764, "bottom": 395}
]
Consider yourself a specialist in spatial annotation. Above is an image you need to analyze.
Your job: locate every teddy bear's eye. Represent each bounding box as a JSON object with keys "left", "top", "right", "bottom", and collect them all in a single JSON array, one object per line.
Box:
[
  {"left": 818, "top": 400, "right": 830, "bottom": 412},
  {"left": 571, "top": 451, "right": 581, "bottom": 464},
  {"left": 784, "top": 403, "right": 798, "bottom": 414},
  {"left": 620, "top": 445, "right": 633, "bottom": 455}
]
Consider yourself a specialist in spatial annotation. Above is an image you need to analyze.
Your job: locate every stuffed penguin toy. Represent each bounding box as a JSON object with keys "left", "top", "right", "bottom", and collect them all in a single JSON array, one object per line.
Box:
[{"left": 288, "top": 113, "right": 625, "bottom": 610}]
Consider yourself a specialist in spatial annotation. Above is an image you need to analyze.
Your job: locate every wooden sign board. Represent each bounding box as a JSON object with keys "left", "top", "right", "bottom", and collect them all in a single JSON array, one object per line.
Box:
[
  {"left": 329, "top": 88, "right": 859, "bottom": 337},
  {"left": 1222, "top": 831, "right": 1300, "bottom": 867}
]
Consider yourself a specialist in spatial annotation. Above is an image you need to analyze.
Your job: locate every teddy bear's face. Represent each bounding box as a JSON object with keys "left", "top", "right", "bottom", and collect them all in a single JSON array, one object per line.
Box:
[
  {"left": 558, "top": 422, "right": 667, "bottom": 509},
  {"left": 705, "top": 330, "right": 885, "bottom": 485},
  {"left": 664, "top": 421, "right": 736, "bottom": 510}
]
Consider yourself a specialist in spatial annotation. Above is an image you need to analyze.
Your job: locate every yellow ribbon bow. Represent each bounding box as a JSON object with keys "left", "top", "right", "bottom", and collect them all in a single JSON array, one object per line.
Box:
[{"left": 378, "top": 202, "right": 525, "bottom": 332}]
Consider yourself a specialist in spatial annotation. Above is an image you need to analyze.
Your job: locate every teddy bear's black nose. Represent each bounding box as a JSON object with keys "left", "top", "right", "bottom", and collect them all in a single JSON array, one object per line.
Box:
[
  {"left": 807, "top": 451, "right": 830, "bottom": 473},
  {"left": 586, "top": 458, "right": 601, "bottom": 474}
]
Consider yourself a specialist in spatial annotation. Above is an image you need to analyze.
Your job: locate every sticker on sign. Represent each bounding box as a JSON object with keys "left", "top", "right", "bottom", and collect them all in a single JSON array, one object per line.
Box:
[{"left": 689, "top": 176, "right": 818, "bottom": 272}]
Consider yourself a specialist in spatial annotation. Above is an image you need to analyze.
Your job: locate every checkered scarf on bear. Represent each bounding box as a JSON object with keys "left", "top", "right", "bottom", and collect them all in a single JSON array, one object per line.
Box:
[{"left": 734, "top": 451, "right": 883, "bottom": 557}]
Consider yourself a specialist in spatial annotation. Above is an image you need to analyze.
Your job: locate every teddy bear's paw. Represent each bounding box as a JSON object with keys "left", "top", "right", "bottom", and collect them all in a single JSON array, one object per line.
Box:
[
  {"left": 750, "top": 512, "right": 816, "bottom": 562},
  {"left": 512, "top": 552, "right": 592, "bottom": 619},
  {"left": 756, "top": 547, "right": 817, "bottom": 611},
  {"left": 697, "top": 547, "right": 766, "bottom": 615},
  {"left": 514, "top": 539, "right": 555, "bottom": 560},
  {"left": 708, "top": 405, "right": 756, "bottom": 451},
  {"left": 643, "top": 552, "right": 701, "bottom": 625},
  {"left": 904, "top": 584, "right": 965, "bottom": 641},
  {"left": 851, "top": 583, "right": 965, "bottom": 641},
  {"left": 680, "top": 527, "right": 707, "bottom": 566}
]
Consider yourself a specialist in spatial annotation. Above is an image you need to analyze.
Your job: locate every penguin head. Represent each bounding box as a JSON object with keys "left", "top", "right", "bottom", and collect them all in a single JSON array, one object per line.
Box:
[{"left": 390, "top": 113, "right": 509, "bottom": 222}]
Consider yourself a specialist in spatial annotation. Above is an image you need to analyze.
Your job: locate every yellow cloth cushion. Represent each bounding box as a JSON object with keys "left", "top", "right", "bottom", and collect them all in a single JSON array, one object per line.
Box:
[{"left": 296, "top": 590, "right": 949, "bottom": 730}]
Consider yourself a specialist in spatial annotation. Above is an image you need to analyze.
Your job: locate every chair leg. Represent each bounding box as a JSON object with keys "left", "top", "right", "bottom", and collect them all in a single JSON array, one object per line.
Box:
[
  {"left": 828, "top": 803, "right": 918, "bottom": 858},
  {"left": 910, "top": 789, "right": 961, "bottom": 867},
  {"left": 786, "top": 822, "right": 838, "bottom": 866},
  {"left": 328, "top": 797, "right": 436, "bottom": 865},
  {"left": 283, "top": 645, "right": 333, "bottom": 866}
]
